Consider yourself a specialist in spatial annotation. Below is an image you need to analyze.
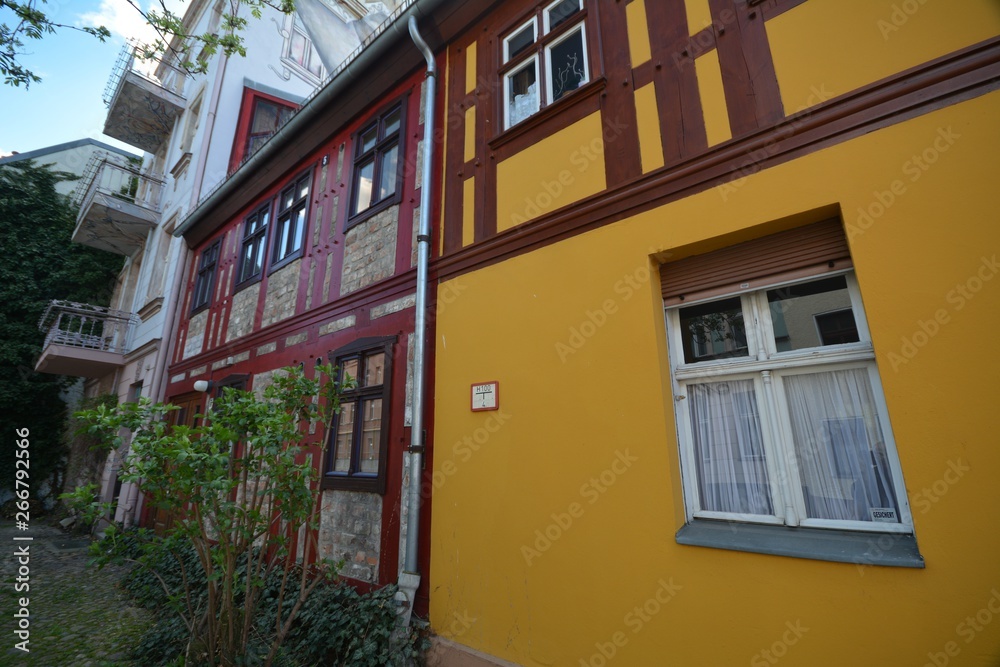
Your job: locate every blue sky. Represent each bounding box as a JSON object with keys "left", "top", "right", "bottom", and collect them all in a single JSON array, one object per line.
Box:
[{"left": 0, "top": 0, "right": 184, "bottom": 157}]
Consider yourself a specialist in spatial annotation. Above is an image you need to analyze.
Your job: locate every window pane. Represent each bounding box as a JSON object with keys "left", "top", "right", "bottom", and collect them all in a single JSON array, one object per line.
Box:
[
  {"left": 679, "top": 297, "right": 748, "bottom": 363},
  {"left": 291, "top": 208, "right": 305, "bottom": 253},
  {"left": 507, "top": 59, "right": 539, "bottom": 127},
  {"left": 688, "top": 381, "right": 773, "bottom": 516},
  {"left": 360, "top": 125, "right": 378, "bottom": 153},
  {"left": 341, "top": 358, "right": 359, "bottom": 386},
  {"left": 783, "top": 369, "right": 899, "bottom": 523},
  {"left": 546, "top": 0, "right": 581, "bottom": 31},
  {"left": 768, "top": 276, "right": 858, "bottom": 351},
  {"left": 277, "top": 105, "right": 295, "bottom": 126},
  {"left": 359, "top": 398, "right": 382, "bottom": 474},
  {"left": 239, "top": 244, "right": 254, "bottom": 282},
  {"left": 383, "top": 108, "right": 401, "bottom": 137},
  {"left": 505, "top": 21, "right": 536, "bottom": 61},
  {"left": 290, "top": 30, "right": 307, "bottom": 66},
  {"left": 548, "top": 28, "right": 587, "bottom": 102},
  {"left": 378, "top": 143, "right": 399, "bottom": 201},
  {"left": 298, "top": 176, "right": 310, "bottom": 200},
  {"left": 251, "top": 100, "right": 279, "bottom": 133},
  {"left": 253, "top": 237, "right": 265, "bottom": 276},
  {"left": 333, "top": 401, "right": 356, "bottom": 473},
  {"left": 354, "top": 159, "right": 375, "bottom": 213},
  {"left": 364, "top": 352, "right": 385, "bottom": 387}
]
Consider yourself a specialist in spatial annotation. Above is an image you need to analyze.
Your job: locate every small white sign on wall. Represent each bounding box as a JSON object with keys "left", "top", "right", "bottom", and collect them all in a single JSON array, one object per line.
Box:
[{"left": 471, "top": 381, "right": 499, "bottom": 412}]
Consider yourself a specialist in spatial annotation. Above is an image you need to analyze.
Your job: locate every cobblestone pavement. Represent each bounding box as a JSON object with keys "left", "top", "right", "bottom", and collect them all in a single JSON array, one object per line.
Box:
[{"left": 0, "top": 519, "right": 151, "bottom": 667}]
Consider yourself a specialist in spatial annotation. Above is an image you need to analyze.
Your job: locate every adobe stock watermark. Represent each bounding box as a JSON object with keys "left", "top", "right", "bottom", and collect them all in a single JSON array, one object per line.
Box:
[
  {"left": 555, "top": 258, "right": 661, "bottom": 363},
  {"left": 521, "top": 449, "right": 638, "bottom": 566},
  {"left": 750, "top": 620, "right": 809, "bottom": 667},
  {"left": 441, "top": 609, "right": 477, "bottom": 639},
  {"left": 716, "top": 85, "right": 835, "bottom": 202},
  {"left": 877, "top": 0, "right": 933, "bottom": 40},
  {"left": 578, "top": 577, "right": 682, "bottom": 667},
  {"left": 421, "top": 409, "right": 512, "bottom": 498},
  {"left": 854, "top": 458, "right": 969, "bottom": 575},
  {"left": 887, "top": 253, "right": 997, "bottom": 372},
  {"left": 507, "top": 116, "right": 629, "bottom": 228},
  {"left": 923, "top": 588, "right": 1000, "bottom": 667},
  {"left": 847, "top": 126, "right": 960, "bottom": 242}
]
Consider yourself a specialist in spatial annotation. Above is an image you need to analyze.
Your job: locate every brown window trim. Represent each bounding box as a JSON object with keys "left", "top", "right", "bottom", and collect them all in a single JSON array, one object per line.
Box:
[
  {"left": 489, "top": 76, "right": 605, "bottom": 157},
  {"left": 345, "top": 95, "right": 409, "bottom": 232},
  {"left": 269, "top": 168, "right": 313, "bottom": 274},
  {"left": 190, "top": 238, "right": 221, "bottom": 316},
  {"left": 322, "top": 336, "right": 396, "bottom": 494}
]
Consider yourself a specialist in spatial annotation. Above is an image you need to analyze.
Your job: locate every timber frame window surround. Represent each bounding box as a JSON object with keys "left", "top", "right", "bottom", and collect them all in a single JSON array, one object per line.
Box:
[
  {"left": 191, "top": 239, "right": 221, "bottom": 314},
  {"left": 662, "top": 220, "right": 922, "bottom": 567},
  {"left": 271, "top": 170, "right": 312, "bottom": 270},
  {"left": 324, "top": 337, "right": 394, "bottom": 493},
  {"left": 501, "top": 0, "right": 590, "bottom": 129},
  {"left": 236, "top": 201, "right": 271, "bottom": 288},
  {"left": 347, "top": 98, "right": 406, "bottom": 227}
]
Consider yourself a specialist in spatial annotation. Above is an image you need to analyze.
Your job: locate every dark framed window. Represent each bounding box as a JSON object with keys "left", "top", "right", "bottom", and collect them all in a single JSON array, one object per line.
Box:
[
  {"left": 501, "top": 0, "right": 590, "bottom": 129},
  {"left": 236, "top": 201, "right": 271, "bottom": 287},
  {"left": 324, "top": 336, "right": 395, "bottom": 493},
  {"left": 191, "top": 239, "right": 221, "bottom": 313},
  {"left": 271, "top": 170, "right": 311, "bottom": 270},
  {"left": 347, "top": 99, "right": 406, "bottom": 227}
]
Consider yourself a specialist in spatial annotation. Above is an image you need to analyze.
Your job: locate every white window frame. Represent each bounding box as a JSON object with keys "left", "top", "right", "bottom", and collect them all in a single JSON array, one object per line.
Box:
[
  {"left": 500, "top": 0, "right": 589, "bottom": 130},
  {"left": 666, "top": 270, "right": 913, "bottom": 535},
  {"left": 543, "top": 0, "right": 584, "bottom": 33},
  {"left": 503, "top": 17, "right": 537, "bottom": 63},
  {"left": 503, "top": 56, "right": 541, "bottom": 130},
  {"left": 543, "top": 22, "right": 589, "bottom": 104}
]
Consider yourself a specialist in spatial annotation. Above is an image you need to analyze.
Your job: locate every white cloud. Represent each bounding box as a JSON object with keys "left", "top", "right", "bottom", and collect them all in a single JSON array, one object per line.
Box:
[
  {"left": 0, "top": 149, "right": 13, "bottom": 158},
  {"left": 78, "top": 0, "right": 190, "bottom": 47}
]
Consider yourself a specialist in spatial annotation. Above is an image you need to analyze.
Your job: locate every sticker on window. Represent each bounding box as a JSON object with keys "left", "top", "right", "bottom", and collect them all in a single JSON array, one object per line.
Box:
[{"left": 869, "top": 508, "right": 898, "bottom": 523}]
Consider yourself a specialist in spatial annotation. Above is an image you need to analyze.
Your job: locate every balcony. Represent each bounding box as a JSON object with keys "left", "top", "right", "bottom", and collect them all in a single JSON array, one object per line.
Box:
[
  {"left": 103, "top": 42, "right": 186, "bottom": 153},
  {"left": 72, "top": 153, "right": 165, "bottom": 256},
  {"left": 35, "top": 301, "right": 139, "bottom": 378}
]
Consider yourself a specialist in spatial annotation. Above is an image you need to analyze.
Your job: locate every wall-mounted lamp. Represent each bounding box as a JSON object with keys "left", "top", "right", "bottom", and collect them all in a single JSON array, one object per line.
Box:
[{"left": 193, "top": 380, "right": 214, "bottom": 393}]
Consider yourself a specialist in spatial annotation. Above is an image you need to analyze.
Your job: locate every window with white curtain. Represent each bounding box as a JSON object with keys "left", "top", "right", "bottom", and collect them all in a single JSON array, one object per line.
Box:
[{"left": 666, "top": 271, "right": 913, "bottom": 535}]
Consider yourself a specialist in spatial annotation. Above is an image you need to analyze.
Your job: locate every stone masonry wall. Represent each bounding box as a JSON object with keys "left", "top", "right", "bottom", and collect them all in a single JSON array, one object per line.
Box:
[
  {"left": 318, "top": 489, "right": 382, "bottom": 583},
  {"left": 340, "top": 205, "right": 398, "bottom": 295},
  {"left": 183, "top": 310, "right": 208, "bottom": 359},
  {"left": 261, "top": 258, "right": 301, "bottom": 328},
  {"left": 227, "top": 282, "right": 260, "bottom": 342}
]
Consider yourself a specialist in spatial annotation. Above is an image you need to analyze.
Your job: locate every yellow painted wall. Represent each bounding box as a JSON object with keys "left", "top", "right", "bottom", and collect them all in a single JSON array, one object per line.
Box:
[
  {"left": 430, "top": 91, "right": 1000, "bottom": 665},
  {"left": 694, "top": 49, "right": 731, "bottom": 146},
  {"left": 462, "top": 175, "right": 475, "bottom": 247},
  {"left": 685, "top": 0, "right": 713, "bottom": 36},
  {"left": 625, "top": 0, "right": 651, "bottom": 66},
  {"left": 633, "top": 83, "right": 663, "bottom": 173},
  {"left": 495, "top": 111, "right": 607, "bottom": 232},
  {"left": 768, "top": 0, "right": 1000, "bottom": 113}
]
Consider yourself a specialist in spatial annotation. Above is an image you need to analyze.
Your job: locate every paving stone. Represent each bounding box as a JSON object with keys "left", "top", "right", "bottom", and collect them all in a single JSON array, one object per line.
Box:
[{"left": 0, "top": 519, "right": 151, "bottom": 666}]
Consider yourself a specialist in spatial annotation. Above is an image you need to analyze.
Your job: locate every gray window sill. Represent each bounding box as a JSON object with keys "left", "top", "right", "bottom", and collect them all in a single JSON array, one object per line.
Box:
[{"left": 676, "top": 520, "right": 924, "bottom": 569}]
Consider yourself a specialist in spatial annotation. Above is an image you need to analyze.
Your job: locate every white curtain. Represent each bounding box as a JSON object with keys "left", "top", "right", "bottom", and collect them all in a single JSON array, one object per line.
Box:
[
  {"left": 688, "top": 381, "right": 773, "bottom": 516},
  {"left": 783, "top": 369, "right": 899, "bottom": 522}
]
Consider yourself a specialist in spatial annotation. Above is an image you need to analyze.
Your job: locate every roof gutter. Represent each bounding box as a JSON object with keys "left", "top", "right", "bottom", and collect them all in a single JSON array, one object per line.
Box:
[{"left": 172, "top": 0, "right": 450, "bottom": 241}]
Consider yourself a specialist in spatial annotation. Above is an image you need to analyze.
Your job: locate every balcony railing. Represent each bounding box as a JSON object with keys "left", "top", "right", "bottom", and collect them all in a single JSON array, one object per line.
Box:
[
  {"left": 35, "top": 301, "right": 140, "bottom": 377},
  {"left": 72, "top": 152, "right": 165, "bottom": 256},
  {"left": 102, "top": 41, "right": 186, "bottom": 153},
  {"left": 103, "top": 41, "right": 186, "bottom": 105}
]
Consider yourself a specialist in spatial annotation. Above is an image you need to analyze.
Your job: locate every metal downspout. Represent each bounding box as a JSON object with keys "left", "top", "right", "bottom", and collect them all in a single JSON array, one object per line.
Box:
[{"left": 398, "top": 14, "right": 436, "bottom": 620}]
